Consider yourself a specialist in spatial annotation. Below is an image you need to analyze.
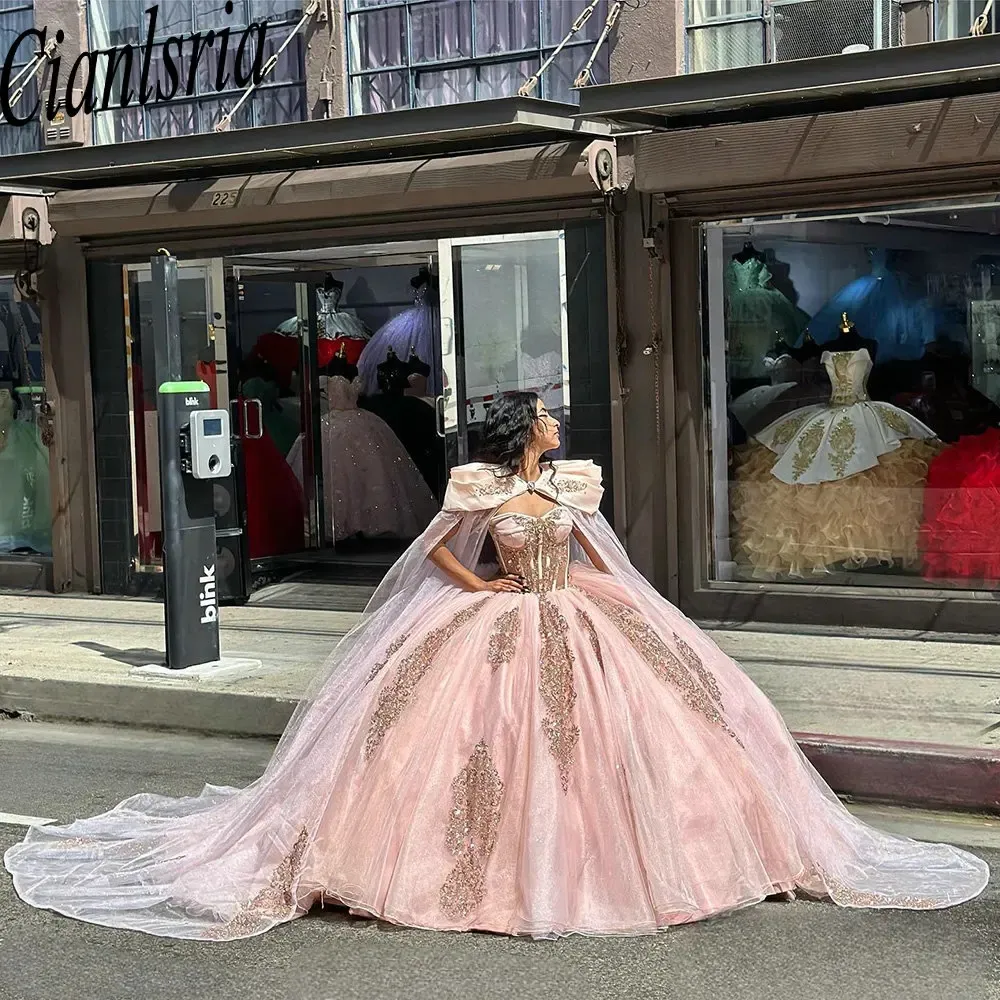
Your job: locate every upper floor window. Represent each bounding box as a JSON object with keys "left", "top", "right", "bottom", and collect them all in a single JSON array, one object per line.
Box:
[
  {"left": 88, "top": 0, "right": 307, "bottom": 143},
  {"left": 685, "top": 0, "right": 903, "bottom": 74},
  {"left": 0, "top": 0, "right": 41, "bottom": 155},
  {"left": 935, "top": 0, "right": 996, "bottom": 37},
  {"left": 346, "top": 0, "right": 610, "bottom": 115}
]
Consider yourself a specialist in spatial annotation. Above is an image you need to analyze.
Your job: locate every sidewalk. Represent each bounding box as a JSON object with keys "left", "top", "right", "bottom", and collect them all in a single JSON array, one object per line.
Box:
[{"left": 1, "top": 592, "right": 999, "bottom": 808}]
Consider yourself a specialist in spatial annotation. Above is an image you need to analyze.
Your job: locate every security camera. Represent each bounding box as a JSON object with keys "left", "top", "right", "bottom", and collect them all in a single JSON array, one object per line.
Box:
[{"left": 583, "top": 140, "right": 619, "bottom": 195}]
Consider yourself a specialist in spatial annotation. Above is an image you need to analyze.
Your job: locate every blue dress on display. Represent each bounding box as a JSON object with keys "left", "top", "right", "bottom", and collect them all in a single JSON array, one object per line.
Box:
[
  {"left": 803, "top": 251, "right": 936, "bottom": 362},
  {"left": 357, "top": 283, "right": 441, "bottom": 397}
]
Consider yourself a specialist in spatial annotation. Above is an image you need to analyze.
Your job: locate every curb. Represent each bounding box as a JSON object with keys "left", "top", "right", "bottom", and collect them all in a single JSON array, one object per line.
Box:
[{"left": 4, "top": 673, "right": 1000, "bottom": 815}]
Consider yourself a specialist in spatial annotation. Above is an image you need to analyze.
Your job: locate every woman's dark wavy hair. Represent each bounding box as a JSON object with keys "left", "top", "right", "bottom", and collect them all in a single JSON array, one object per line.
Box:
[{"left": 476, "top": 391, "right": 552, "bottom": 475}]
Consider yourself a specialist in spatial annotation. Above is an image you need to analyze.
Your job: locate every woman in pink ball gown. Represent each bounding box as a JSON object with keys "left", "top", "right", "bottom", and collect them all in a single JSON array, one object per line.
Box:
[{"left": 4, "top": 394, "right": 988, "bottom": 940}]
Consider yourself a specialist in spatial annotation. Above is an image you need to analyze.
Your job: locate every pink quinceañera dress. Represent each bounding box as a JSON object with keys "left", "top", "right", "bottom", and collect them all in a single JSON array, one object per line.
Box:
[{"left": 3, "top": 461, "right": 988, "bottom": 939}]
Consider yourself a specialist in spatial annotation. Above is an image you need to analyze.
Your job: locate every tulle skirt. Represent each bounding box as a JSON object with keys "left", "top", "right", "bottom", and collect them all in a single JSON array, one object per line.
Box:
[
  {"left": 4, "top": 563, "right": 988, "bottom": 941},
  {"left": 730, "top": 439, "right": 941, "bottom": 577},
  {"left": 921, "top": 428, "right": 1000, "bottom": 583},
  {"left": 288, "top": 408, "right": 438, "bottom": 542}
]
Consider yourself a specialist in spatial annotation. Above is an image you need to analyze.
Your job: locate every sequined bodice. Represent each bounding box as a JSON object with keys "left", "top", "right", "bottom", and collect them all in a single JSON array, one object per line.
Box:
[
  {"left": 488, "top": 506, "right": 573, "bottom": 593},
  {"left": 823, "top": 349, "right": 872, "bottom": 406}
]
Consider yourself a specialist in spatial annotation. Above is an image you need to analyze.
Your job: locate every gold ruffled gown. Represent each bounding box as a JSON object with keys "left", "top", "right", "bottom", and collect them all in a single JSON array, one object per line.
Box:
[{"left": 731, "top": 348, "right": 941, "bottom": 578}]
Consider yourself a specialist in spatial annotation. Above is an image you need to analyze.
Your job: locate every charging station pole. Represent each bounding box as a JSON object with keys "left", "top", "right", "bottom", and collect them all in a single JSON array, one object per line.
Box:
[{"left": 152, "top": 251, "right": 224, "bottom": 669}]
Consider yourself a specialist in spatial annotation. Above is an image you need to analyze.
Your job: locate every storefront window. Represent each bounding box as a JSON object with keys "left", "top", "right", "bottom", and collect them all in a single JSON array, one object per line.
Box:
[
  {"left": 707, "top": 202, "right": 1000, "bottom": 591},
  {"left": 0, "top": 278, "right": 50, "bottom": 557},
  {"left": 346, "top": 0, "right": 610, "bottom": 113},
  {"left": 88, "top": 0, "right": 306, "bottom": 143}
]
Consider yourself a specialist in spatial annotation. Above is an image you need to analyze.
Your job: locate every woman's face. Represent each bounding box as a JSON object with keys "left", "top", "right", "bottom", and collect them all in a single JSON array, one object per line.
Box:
[{"left": 532, "top": 397, "right": 560, "bottom": 452}]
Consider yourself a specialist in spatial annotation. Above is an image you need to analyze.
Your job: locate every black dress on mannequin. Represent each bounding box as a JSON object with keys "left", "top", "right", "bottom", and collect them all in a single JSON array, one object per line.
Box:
[{"left": 359, "top": 349, "right": 441, "bottom": 495}]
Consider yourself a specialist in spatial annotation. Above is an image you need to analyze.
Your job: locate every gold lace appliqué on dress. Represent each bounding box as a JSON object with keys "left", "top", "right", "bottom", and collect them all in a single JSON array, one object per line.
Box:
[
  {"left": 538, "top": 596, "right": 580, "bottom": 793},
  {"left": 439, "top": 740, "right": 505, "bottom": 920},
  {"left": 827, "top": 414, "right": 857, "bottom": 478},
  {"left": 473, "top": 474, "right": 515, "bottom": 497},
  {"left": 585, "top": 593, "right": 744, "bottom": 749},
  {"left": 575, "top": 606, "right": 605, "bottom": 673},
  {"left": 769, "top": 412, "right": 809, "bottom": 448},
  {"left": 207, "top": 827, "right": 310, "bottom": 939},
  {"left": 810, "top": 864, "right": 941, "bottom": 909},
  {"left": 829, "top": 353, "right": 864, "bottom": 406},
  {"left": 791, "top": 419, "right": 826, "bottom": 481},
  {"left": 874, "top": 404, "right": 910, "bottom": 436},
  {"left": 487, "top": 607, "right": 521, "bottom": 673},
  {"left": 551, "top": 476, "right": 587, "bottom": 494},
  {"left": 491, "top": 512, "right": 570, "bottom": 593},
  {"left": 366, "top": 633, "right": 410, "bottom": 685},
  {"left": 365, "top": 598, "right": 490, "bottom": 760}
]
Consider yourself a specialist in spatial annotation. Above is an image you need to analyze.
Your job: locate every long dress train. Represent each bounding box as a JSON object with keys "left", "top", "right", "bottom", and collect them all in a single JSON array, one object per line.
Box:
[{"left": 3, "top": 461, "right": 988, "bottom": 940}]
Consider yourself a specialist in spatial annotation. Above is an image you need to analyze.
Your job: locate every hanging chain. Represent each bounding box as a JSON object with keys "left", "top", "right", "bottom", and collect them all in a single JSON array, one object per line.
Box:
[{"left": 646, "top": 246, "right": 662, "bottom": 446}]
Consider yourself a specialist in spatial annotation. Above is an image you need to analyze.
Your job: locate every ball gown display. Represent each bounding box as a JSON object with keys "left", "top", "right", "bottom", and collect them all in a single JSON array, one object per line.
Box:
[
  {"left": 754, "top": 349, "right": 936, "bottom": 485},
  {"left": 317, "top": 289, "right": 370, "bottom": 368},
  {"left": 287, "top": 375, "right": 438, "bottom": 543},
  {"left": 921, "top": 427, "right": 1000, "bottom": 583},
  {"left": 357, "top": 285, "right": 441, "bottom": 397},
  {"left": 732, "top": 349, "right": 941, "bottom": 577},
  {"left": 4, "top": 461, "right": 988, "bottom": 941},
  {"left": 725, "top": 259, "right": 810, "bottom": 381},
  {"left": 0, "top": 413, "right": 51, "bottom": 555},
  {"left": 803, "top": 251, "right": 936, "bottom": 362}
]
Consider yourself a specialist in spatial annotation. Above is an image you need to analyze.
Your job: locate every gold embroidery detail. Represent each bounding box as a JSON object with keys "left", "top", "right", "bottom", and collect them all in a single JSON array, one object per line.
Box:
[
  {"left": 810, "top": 865, "right": 941, "bottom": 909},
  {"left": 366, "top": 633, "right": 409, "bottom": 684},
  {"left": 768, "top": 412, "right": 808, "bottom": 448},
  {"left": 791, "top": 419, "right": 826, "bottom": 481},
  {"left": 208, "top": 828, "right": 310, "bottom": 939},
  {"left": 365, "top": 599, "right": 490, "bottom": 760},
  {"left": 827, "top": 415, "right": 857, "bottom": 478},
  {"left": 586, "top": 593, "right": 744, "bottom": 748},
  {"left": 829, "top": 352, "right": 861, "bottom": 405},
  {"left": 472, "top": 473, "right": 515, "bottom": 497},
  {"left": 875, "top": 404, "right": 910, "bottom": 435},
  {"left": 575, "top": 606, "right": 605, "bottom": 673},
  {"left": 487, "top": 607, "right": 521, "bottom": 673},
  {"left": 490, "top": 512, "right": 570, "bottom": 593},
  {"left": 551, "top": 476, "right": 587, "bottom": 494},
  {"left": 439, "top": 740, "right": 504, "bottom": 919},
  {"left": 537, "top": 596, "right": 580, "bottom": 793}
]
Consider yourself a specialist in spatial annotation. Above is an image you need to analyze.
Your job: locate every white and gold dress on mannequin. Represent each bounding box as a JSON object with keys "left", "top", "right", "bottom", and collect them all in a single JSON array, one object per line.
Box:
[{"left": 731, "top": 348, "right": 941, "bottom": 577}]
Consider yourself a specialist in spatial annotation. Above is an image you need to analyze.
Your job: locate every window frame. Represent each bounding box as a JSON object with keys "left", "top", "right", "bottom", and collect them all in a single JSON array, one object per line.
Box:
[
  {"left": 85, "top": 0, "right": 308, "bottom": 143},
  {"left": 344, "top": 0, "right": 610, "bottom": 114},
  {"left": 0, "top": 0, "right": 41, "bottom": 156}
]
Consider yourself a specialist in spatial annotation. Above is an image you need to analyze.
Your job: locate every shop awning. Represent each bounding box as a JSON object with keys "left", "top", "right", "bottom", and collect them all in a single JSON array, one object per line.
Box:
[
  {"left": 0, "top": 97, "right": 612, "bottom": 191},
  {"left": 579, "top": 35, "right": 1000, "bottom": 129}
]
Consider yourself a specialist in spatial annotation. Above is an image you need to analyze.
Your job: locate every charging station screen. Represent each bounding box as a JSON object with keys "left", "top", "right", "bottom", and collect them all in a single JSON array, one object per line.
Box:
[{"left": 202, "top": 418, "right": 224, "bottom": 437}]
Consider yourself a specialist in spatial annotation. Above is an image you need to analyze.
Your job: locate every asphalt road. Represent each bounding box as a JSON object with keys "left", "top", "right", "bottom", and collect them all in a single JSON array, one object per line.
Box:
[{"left": 1, "top": 719, "right": 997, "bottom": 1000}]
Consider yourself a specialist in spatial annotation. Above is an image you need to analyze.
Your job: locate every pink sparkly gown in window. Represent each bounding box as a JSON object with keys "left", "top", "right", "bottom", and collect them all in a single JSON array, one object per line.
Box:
[{"left": 3, "top": 461, "right": 988, "bottom": 940}]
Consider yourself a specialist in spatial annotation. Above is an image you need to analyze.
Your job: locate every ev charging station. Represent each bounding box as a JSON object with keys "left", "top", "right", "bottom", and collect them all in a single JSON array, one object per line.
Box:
[{"left": 150, "top": 251, "right": 235, "bottom": 671}]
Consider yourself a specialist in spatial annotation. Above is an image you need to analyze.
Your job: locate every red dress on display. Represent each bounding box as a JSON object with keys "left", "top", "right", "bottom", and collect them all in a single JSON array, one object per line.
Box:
[
  {"left": 921, "top": 427, "right": 1000, "bottom": 582},
  {"left": 318, "top": 336, "right": 366, "bottom": 368},
  {"left": 239, "top": 416, "right": 306, "bottom": 559}
]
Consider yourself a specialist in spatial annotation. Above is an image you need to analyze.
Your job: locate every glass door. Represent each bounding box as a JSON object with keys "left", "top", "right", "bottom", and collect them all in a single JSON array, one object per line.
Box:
[{"left": 438, "top": 231, "right": 571, "bottom": 466}]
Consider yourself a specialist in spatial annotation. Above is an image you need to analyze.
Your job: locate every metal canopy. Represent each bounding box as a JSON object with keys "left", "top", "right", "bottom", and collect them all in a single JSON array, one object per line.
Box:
[
  {"left": 579, "top": 35, "right": 1000, "bottom": 129},
  {"left": 0, "top": 97, "right": 610, "bottom": 190}
]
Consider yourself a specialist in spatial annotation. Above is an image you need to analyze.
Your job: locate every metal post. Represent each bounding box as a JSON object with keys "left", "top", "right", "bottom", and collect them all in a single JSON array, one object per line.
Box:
[{"left": 152, "top": 251, "right": 221, "bottom": 669}]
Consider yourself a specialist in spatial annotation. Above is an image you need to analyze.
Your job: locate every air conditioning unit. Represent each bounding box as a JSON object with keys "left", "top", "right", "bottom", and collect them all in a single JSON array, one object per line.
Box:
[
  {"left": 0, "top": 195, "right": 52, "bottom": 245},
  {"left": 42, "top": 92, "right": 87, "bottom": 148},
  {"left": 769, "top": 0, "right": 903, "bottom": 62}
]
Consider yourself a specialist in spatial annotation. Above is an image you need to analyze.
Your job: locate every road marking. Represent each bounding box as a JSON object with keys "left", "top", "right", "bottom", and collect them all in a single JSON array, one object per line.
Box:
[{"left": 0, "top": 812, "right": 55, "bottom": 827}]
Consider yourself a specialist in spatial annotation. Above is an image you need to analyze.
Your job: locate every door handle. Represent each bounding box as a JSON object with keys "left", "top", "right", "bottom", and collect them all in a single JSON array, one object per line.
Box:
[
  {"left": 243, "top": 398, "right": 264, "bottom": 440},
  {"left": 435, "top": 394, "right": 446, "bottom": 439}
]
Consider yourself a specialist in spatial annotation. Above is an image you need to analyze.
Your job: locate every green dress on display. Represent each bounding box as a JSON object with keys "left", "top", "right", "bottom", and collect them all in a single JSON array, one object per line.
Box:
[{"left": 0, "top": 415, "right": 51, "bottom": 555}]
